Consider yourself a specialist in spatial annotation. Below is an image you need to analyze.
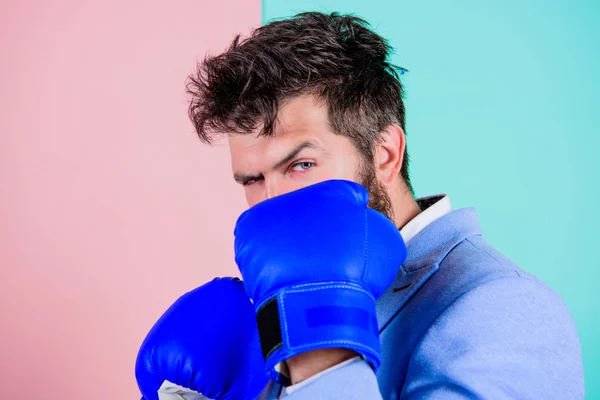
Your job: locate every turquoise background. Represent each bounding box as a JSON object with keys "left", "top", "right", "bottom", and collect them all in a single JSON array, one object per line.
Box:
[{"left": 264, "top": 1, "right": 600, "bottom": 397}]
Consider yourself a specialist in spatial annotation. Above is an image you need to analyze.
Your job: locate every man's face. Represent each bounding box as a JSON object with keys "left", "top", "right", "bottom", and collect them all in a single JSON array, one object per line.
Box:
[{"left": 228, "top": 94, "right": 393, "bottom": 218}]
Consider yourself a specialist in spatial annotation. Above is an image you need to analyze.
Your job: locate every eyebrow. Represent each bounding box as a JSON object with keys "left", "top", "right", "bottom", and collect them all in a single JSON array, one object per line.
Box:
[{"left": 233, "top": 140, "right": 320, "bottom": 185}]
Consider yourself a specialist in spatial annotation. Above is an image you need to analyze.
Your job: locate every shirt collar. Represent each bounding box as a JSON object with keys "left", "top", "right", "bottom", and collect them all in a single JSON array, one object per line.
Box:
[{"left": 400, "top": 195, "right": 452, "bottom": 244}]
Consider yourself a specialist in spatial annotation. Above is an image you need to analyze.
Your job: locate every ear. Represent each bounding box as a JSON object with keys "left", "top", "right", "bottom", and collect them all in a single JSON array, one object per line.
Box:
[{"left": 374, "top": 124, "right": 405, "bottom": 186}]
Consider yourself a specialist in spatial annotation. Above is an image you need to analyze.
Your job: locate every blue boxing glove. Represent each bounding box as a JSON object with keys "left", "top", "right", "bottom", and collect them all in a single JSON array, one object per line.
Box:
[
  {"left": 135, "top": 277, "right": 268, "bottom": 400},
  {"left": 234, "top": 180, "right": 407, "bottom": 384}
]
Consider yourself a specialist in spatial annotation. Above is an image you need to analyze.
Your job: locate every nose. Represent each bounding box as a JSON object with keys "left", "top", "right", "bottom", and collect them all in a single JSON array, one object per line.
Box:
[{"left": 265, "top": 180, "right": 281, "bottom": 200}]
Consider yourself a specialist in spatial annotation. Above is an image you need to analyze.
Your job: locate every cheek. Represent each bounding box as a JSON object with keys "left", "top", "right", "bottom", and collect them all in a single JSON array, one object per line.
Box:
[
  {"left": 326, "top": 157, "right": 360, "bottom": 182},
  {"left": 293, "top": 163, "right": 359, "bottom": 190}
]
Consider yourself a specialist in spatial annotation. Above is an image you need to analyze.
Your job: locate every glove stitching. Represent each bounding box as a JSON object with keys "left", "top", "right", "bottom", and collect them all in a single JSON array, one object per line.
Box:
[
  {"left": 361, "top": 208, "right": 369, "bottom": 282},
  {"left": 257, "top": 281, "right": 368, "bottom": 310},
  {"left": 285, "top": 283, "right": 375, "bottom": 301},
  {"left": 288, "top": 340, "right": 376, "bottom": 355},
  {"left": 280, "top": 290, "right": 290, "bottom": 351}
]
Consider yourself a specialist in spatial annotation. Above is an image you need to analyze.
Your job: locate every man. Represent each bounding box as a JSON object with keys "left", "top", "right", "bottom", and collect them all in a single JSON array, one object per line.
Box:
[{"left": 135, "top": 12, "right": 585, "bottom": 399}]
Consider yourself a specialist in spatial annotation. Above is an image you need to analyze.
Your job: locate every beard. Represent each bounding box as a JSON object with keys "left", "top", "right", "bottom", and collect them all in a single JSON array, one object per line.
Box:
[{"left": 356, "top": 158, "right": 395, "bottom": 222}]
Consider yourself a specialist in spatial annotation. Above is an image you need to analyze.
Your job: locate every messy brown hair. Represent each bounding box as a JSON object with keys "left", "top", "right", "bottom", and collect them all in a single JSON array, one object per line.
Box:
[{"left": 186, "top": 11, "right": 412, "bottom": 193}]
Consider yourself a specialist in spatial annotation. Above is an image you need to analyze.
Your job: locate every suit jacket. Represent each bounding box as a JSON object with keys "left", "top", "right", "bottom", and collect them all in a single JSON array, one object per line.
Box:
[{"left": 261, "top": 207, "right": 585, "bottom": 399}]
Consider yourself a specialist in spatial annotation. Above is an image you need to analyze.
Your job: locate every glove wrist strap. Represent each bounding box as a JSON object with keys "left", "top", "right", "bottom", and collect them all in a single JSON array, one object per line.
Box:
[{"left": 255, "top": 281, "right": 380, "bottom": 384}]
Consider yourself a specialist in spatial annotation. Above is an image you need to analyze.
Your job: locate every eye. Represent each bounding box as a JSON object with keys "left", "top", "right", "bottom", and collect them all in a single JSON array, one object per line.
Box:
[{"left": 290, "top": 161, "right": 315, "bottom": 172}]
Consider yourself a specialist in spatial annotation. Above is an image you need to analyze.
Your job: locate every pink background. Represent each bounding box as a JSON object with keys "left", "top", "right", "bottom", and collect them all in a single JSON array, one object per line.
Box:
[{"left": 0, "top": 2, "right": 260, "bottom": 398}]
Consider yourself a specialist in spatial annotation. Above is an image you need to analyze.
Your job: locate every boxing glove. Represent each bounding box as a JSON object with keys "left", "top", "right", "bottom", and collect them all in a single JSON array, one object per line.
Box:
[
  {"left": 234, "top": 180, "right": 407, "bottom": 384},
  {"left": 135, "top": 277, "right": 268, "bottom": 400}
]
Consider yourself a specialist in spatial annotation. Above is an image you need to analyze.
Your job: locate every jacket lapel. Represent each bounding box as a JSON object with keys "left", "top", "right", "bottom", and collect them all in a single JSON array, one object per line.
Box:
[
  {"left": 377, "top": 208, "right": 483, "bottom": 333},
  {"left": 376, "top": 263, "right": 439, "bottom": 332}
]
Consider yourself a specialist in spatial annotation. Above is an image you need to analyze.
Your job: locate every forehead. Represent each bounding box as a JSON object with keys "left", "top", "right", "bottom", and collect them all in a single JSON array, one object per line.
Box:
[{"left": 228, "top": 94, "right": 333, "bottom": 160}]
